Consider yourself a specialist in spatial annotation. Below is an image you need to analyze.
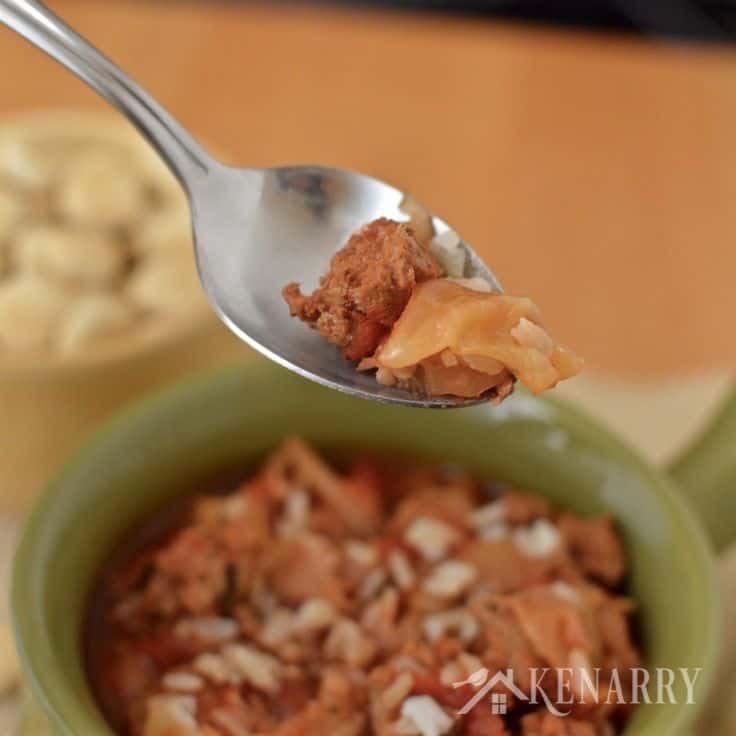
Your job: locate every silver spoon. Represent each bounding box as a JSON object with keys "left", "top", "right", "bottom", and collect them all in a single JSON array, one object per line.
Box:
[{"left": 0, "top": 0, "right": 503, "bottom": 408}]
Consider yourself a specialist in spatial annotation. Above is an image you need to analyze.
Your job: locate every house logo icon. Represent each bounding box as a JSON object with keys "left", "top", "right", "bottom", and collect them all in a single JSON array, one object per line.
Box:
[
  {"left": 452, "top": 668, "right": 529, "bottom": 716},
  {"left": 452, "top": 668, "right": 570, "bottom": 718}
]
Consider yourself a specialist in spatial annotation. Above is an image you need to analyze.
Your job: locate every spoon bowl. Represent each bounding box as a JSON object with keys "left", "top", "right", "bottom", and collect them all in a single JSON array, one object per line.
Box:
[
  {"left": 1, "top": 0, "right": 501, "bottom": 408},
  {"left": 193, "top": 163, "right": 502, "bottom": 407}
]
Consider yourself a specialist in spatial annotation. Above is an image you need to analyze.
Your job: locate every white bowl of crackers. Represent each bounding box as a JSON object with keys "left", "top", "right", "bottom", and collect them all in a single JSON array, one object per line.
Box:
[{"left": 0, "top": 110, "right": 242, "bottom": 510}]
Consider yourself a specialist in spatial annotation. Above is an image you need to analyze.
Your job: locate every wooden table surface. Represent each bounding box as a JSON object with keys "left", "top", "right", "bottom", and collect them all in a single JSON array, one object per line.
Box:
[{"left": 1, "top": 1, "right": 735, "bottom": 379}]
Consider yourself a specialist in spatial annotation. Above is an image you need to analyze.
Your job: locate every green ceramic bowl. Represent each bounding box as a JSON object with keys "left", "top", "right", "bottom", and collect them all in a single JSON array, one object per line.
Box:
[{"left": 12, "top": 361, "right": 736, "bottom": 735}]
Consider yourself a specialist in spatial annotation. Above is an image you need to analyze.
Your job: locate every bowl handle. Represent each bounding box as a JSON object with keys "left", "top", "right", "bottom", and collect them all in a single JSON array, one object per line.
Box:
[{"left": 669, "top": 387, "right": 736, "bottom": 554}]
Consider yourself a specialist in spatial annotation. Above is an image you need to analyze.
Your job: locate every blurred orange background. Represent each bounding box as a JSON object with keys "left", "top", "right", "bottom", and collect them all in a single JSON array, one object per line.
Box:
[{"left": 1, "top": 0, "right": 735, "bottom": 379}]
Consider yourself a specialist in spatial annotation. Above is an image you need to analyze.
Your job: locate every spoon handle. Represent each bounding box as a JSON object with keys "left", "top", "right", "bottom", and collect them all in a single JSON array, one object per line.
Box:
[{"left": 0, "top": 0, "right": 214, "bottom": 189}]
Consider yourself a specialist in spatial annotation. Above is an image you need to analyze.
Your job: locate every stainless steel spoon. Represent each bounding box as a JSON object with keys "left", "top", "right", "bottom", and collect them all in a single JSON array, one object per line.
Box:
[{"left": 0, "top": 0, "right": 503, "bottom": 408}]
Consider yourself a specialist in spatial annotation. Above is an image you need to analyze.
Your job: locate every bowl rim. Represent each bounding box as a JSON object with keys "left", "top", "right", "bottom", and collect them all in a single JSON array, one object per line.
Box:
[
  {"left": 0, "top": 108, "right": 218, "bottom": 377},
  {"left": 11, "top": 363, "right": 721, "bottom": 736}
]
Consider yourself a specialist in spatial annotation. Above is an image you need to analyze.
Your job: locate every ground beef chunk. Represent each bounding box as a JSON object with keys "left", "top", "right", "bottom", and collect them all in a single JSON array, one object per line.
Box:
[{"left": 283, "top": 218, "right": 442, "bottom": 360}]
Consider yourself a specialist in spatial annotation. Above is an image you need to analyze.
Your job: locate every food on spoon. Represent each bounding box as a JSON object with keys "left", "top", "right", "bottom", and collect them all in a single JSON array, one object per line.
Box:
[
  {"left": 283, "top": 218, "right": 442, "bottom": 361},
  {"left": 283, "top": 217, "right": 582, "bottom": 401},
  {"left": 86, "top": 440, "right": 641, "bottom": 736},
  {"left": 368, "top": 279, "right": 582, "bottom": 399}
]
